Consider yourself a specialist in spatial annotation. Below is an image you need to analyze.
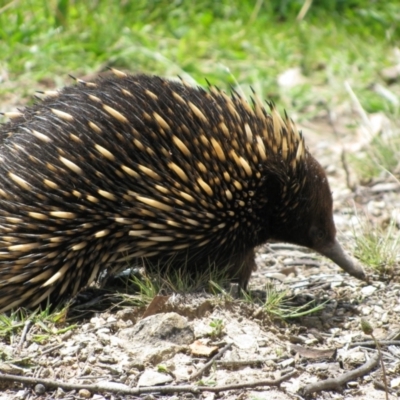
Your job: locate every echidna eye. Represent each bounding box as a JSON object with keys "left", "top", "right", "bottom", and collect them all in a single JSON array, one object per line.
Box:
[{"left": 310, "top": 226, "right": 325, "bottom": 243}]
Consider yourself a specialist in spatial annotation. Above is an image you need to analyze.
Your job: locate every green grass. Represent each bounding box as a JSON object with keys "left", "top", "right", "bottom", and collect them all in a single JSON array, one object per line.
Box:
[
  {"left": 349, "top": 133, "right": 400, "bottom": 183},
  {"left": 353, "top": 218, "right": 400, "bottom": 275},
  {"left": 1, "top": 1, "right": 399, "bottom": 186},
  {"left": 1, "top": 0, "right": 399, "bottom": 116},
  {"left": 117, "top": 259, "right": 237, "bottom": 308},
  {"left": 262, "top": 284, "right": 327, "bottom": 319},
  {"left": 0, "top": 305, "right": 73, "bottom": 345}
]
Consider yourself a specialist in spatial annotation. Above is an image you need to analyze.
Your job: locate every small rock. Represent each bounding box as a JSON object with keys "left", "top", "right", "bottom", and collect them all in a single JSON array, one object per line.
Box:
[
  {"left": 116, "top": 309, "right": 138, "bottom": 322},
  {"left": 88, "top": 356, "right": 97, "bottom": 363},
  {"left": 361, "top": 286, "right": 377, "bottom": 297},
  {"left": 34, "top": 384, "right": 46, "bottom": 394},
  {"left": 119, "top": 312, "right": 194, "bottom": 345},
  {"left": 90, "top": 316, "right": 106, "bottom": 327},
  {"left": 96, "top": 328, "right": 110, "bottom": 335},
  {"left": 56, "top": 388, "right": 65, "bottom": 397},
  {"left": 15, "top": 390, "right": 28, "bottom": 400},
  {"left": 361, "top": 306, "right": 371, "bottom": 316},
  {"left": 345, "top": 351, "right": 365, "bottom": 364},
  {"left": 373, "top": 305, "right": 384, "bottom": 314},
  {"left": 391, "top": 376, "right": 400, "bottom": 388},
  {"left": 279, "top": 358, "right": 295, "bottom": 368},
  {"left": 79, "top": 389, "right": 91, "bottom": 398},
  {"left": 347, "top": 381, "right": 358, "bottom": 388},
  {"left": 97, "top": 382, "right": 130, "bottom": 391},
  {"left": 189, "top": 340, "right": 219, "bottom": 357},
  {"left": 98, "top": 355, "right": 117, "bottom": 364},
  {"left": 138, "top": 370, "right": 173, "bottom": 387},
  {"left": 371, "top": 182, "right": 400, "bottom": 193}
]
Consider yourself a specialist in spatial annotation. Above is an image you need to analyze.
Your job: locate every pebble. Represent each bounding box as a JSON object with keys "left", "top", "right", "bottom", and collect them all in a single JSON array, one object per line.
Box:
[
  {"left": 361, "top": 286, "right": 377, "bottom": 296},
  {"left": 34, "top": 384, "right": 46, "bottom": 394}
]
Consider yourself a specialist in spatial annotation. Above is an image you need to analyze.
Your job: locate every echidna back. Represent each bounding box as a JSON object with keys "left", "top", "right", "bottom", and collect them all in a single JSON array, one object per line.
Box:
[{"left": 0, "top": 73, "right": 307, "bottom": 311}]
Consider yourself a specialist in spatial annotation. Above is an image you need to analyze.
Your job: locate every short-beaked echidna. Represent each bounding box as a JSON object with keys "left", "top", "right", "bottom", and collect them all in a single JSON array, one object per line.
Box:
[{"left": 0, "top": 72, "right": 366, "bottom": 312}]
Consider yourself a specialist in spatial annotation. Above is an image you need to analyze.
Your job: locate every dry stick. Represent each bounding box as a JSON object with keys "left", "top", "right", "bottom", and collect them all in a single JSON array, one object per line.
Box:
[
  {"left": 301, "top": 351, "right": 379, "bottom": 397},
  {"left": 0, "top": 370, "right": 296, "bottom": 395},
  {"left": 344, "top": 81, "right": 373, "bottom": 135},
  {"left": 297, "top": 0, "right": 313, "bottom": 21},
  {"left": 373, "top": 379, "right": 399, "bottom": 396},
  {"left": 340, "top": 150, "right": 356, "bottom": 192},
  {"left": 17, "top": 320, "right": 33, "bottom": 349},
  {"left": 40, "top": 343, "right": 65, "bottom": 356},
  {"left": 216, "top": 358, "right": 274, "bottom": 368},
  {"left": 200, "top": 370, "right": 297, "bottom": 392},
  {"left": 350, "top": 340, "right": 400, "bottom": 348},
  {"left": 248, "top": 0, "right": 264, "bottom": 25},
  {"left": 0, "top": 0, "right": 19, "bottom": 14},
  {"left": 361, "top": 318, "right": 389, "bottom": 400},
  {"left": 190, "top": 342, "right": 232, "bottom": 381}
]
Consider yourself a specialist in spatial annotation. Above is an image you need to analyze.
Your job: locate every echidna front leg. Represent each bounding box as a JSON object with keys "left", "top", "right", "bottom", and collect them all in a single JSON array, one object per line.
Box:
[{"left": 233, "top": 249, "right": 257, "bottom": 290}]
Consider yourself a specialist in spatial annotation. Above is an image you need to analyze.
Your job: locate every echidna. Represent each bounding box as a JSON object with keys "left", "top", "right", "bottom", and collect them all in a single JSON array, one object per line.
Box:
[{"left": 0, "top": 72, "right": 366, "bottom": 312}]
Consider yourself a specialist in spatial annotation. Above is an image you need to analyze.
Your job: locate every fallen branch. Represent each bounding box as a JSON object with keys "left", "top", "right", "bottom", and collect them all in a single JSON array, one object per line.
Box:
[
  {"left": 0, "top": 370, "right": 296, "bottom": 395},
  {"left": 17, "top": 320, "right": 33, "bottom": 350},
  {"left": 216, "top": 358, "right": 276, "bottom": 368},
  {"left": 301, "top": 352, "right": 379, "bottom": 396},
  {"left": 350, "top": 340, "right": 400, "bottom": 348}
]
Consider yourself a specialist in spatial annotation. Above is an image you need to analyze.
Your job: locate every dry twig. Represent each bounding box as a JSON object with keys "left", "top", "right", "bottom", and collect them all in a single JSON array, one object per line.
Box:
[
  {"left": 301, "top": 351, "right": 379, "bottom": 396},
  {"left": 0, "top": 370, "right": 296, "bottom": 395}
]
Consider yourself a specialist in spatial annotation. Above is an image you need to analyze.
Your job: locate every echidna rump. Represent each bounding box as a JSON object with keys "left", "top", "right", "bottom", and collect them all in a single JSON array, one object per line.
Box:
[{"left": 0, "top": 72, "right": 366, "bottom": 312}]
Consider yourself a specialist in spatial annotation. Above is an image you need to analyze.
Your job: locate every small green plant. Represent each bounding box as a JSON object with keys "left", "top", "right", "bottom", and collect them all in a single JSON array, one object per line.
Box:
[
  {"left": 119, "top": 258, "right": 236, "bottom": 307},
  {"left": 134, "top": 256, "right": 236, "bottom": 295},
  {"left": 263, "top": 284, "right": 326, "bottom": 319},
  {"left": 157, "top": 364, "right": 169, "bottom": 373},
  {"left": 197, "top": 378, "right": 217, "bottom": 387},
  {"left": 353, "top": 218, "right": 399, "bottom": 275},
  {"left": 29, "top": 306, "right": 76, "bottom": 343},
  {"left": 0, "top": 306, "right": 74, "bottom": 344},
  {"left": 209, "top": 319, "right": 225, "bottom": 338},
  {"left": 0, "top": 311, "right": 27, "bottom": 340},
  {"left": 159, "top": 261, "right": 234, "bottom": 294},
  {"left": 209, "top": 280, "right": 234, "bottom": 301},
  {"left": 275, "top": 347, "right": 284, "bottom": 357},
  {"left": 123, "top": 272, "right": 159, "bottom": 307}
]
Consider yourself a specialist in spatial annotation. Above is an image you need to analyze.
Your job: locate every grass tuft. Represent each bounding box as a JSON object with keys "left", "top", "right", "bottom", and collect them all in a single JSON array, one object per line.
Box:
[
  {"left": 0, "top": 305, "right": 73, "bottom": 345},
  {"left": 263, "top": 284, "right": 327, "bottom": 319},
  {"left": 353, "top": 218, "right": 399, "bottom": 275}
]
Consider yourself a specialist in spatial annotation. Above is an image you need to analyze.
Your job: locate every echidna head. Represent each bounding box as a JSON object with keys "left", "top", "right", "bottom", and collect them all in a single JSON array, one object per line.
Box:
[{"left": 269, "top": 155, "right": 366, "bottom": 280}]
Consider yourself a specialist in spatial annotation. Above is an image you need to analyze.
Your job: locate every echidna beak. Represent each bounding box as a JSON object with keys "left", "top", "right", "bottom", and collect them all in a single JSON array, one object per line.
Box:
[{"left": 317, "top": 239, "right": 367, "bottom": 281}]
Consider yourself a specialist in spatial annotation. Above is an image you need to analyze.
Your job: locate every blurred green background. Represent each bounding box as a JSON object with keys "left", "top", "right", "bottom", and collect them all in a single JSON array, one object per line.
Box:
[{"left": 1, "top": 0, "right": 399, "bottom": 117}]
